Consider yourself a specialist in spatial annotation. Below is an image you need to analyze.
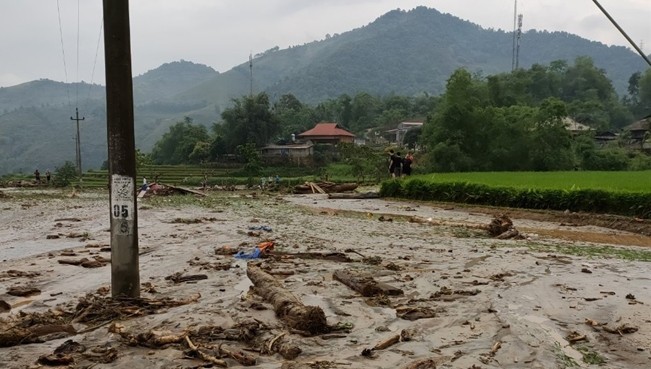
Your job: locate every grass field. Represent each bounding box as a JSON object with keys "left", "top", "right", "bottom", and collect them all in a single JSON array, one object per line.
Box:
[{"left": 418, "top": 171, "right": 651, "bottom": 193}]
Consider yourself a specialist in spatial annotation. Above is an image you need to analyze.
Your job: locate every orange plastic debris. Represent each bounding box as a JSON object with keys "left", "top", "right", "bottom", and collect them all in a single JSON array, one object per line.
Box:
[{"left": 257, "top": 241, "right": 274, "bottom": 252}]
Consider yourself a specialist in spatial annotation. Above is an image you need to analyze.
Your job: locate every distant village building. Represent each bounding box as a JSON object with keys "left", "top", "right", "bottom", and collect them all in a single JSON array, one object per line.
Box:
[
  {"left": 297, "top": 122, "right": 355, "bottom": 144},
  {"left": 622, "top": 115, "right": 651, "bottom": 150},
  {"left": 562, "top": 117, "right": 593, "bottom": 136},
  {"left": 386, "top": 121, "right": 424, "bottom": 144},
  {"left": 261, "top": 142, "right": 314, "bottom": 164}
]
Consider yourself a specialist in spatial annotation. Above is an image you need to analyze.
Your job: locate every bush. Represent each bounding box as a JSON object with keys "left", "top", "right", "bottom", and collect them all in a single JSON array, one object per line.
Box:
[
  {"left": 380, "top": 178, "right": 651, "bottom": 218},
  {"left": 52, "top": 161, "right": 78, "bottom": 187}
]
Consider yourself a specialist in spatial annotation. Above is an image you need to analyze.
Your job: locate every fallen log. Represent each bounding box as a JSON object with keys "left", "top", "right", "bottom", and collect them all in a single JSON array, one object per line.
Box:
[
  {"left": 247, "top": 264, "right": 329, "bottom": 335},
  {"left": 293, "top": 182, "right": 358, "bottom": 194},
  {"left": 271, "top": 251, "right": 352, "bottom": 263},
  {"left": 333, "top": 269, "right": 403, "bottom": 297}
]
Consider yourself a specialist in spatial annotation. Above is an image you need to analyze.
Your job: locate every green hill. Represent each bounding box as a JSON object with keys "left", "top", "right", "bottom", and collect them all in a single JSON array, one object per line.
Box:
[{"left": 0, "top": 6, "right": 648, "bottom": 175}]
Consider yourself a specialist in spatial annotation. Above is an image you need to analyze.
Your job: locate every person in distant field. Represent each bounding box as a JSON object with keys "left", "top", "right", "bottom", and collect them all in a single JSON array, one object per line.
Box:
[
  {"left": 402, "top": 151, "right": 414, "bottom": 176},
  {"left": 45, "top": 169, "right": 51, "bottom": 184},
  {"left": 34, "top": 169, "right": 41, "bottom": 184},
  {"left": 388, "top": 149, "right": 397, "bottom": 177},
  {"left": 391, "top": 152, "right": 403, "bottom": 178}
]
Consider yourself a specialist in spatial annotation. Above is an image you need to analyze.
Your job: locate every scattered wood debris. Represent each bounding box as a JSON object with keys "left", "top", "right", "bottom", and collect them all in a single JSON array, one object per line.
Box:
[
  {"left": 165, "top": 272, "right": 208, "bottom": 284},
  {"left": 333, "top": 269, "right": 403, "bottom": 297},
  {"left": 271, "top": 251, "right": 352, "bottom": 263},
  {"left": 247, "top": 263, "right": 329, "bottom": 335},
  {"left": 487, "top": 214, "right": 524, "bottom": 239},
  {"left": 0, "top": 269, "right": 41, "bottom": 278},
  {"left": 293, "top": 182, "right": 358, "bottom": 194},
  {"left": 7, "top": 286, "right": 41, "bottom": 297},
  {"left": 603, "top": 324, "right": 638, "bottom": 335}
]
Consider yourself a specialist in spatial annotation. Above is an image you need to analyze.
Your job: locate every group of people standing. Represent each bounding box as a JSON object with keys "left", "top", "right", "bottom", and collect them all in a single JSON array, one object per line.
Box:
[
  {"left": 34, "top": 169, "right": 51, "bottom": 185},
  {"left": 388, "top": 150, "right": 414, "bottom": 178}
]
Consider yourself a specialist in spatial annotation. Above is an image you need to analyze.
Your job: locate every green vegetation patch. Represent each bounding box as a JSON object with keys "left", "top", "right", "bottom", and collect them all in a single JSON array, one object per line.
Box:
[
  {"left": 380, "top": 175, "right": 651, "bottom": 218},
  {"left": 488, "top": 240, "right": 651, "bottom": 262}
]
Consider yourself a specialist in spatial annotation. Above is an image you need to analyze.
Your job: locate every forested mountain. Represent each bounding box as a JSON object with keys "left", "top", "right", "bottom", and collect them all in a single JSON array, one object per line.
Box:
[{"left": 0, "top": 6, "right": 648, "bottom": 175}]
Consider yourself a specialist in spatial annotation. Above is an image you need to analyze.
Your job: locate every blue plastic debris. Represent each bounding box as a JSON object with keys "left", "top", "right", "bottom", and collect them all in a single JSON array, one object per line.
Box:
[
  {"left": 248, "top": 225, "right": 272, "bottom": 232},
  {"left": 234, "top": 248, "right": 262, "bottom": 259}
]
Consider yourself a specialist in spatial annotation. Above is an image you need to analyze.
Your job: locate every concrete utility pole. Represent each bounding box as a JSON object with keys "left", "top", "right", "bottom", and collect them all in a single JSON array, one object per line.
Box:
[
  {"left": 70, "top": 107, "right": 85, "bottom": 176},
  {"left": 103, "top": 0, "right": 139, "bottom": 298}
]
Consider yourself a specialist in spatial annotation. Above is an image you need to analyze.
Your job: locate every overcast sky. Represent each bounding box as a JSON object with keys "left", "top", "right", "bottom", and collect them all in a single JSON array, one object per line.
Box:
[{"left": 0, "top": 0, "right": 649, "bottom": 88}]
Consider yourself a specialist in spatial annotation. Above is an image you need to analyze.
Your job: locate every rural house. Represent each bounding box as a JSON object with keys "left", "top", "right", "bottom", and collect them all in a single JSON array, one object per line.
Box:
[
  {"left": 297, "top": 123, "right": 355, "bottom": 144},
  {"left": 261, "top": 142, "right": 314, "bottom": 164},
  {"left": 622, "top": 115, "right": 651, "bottom": 150},
  {"left": 386, "top": 121, "right": 424, "bottom": 144}
]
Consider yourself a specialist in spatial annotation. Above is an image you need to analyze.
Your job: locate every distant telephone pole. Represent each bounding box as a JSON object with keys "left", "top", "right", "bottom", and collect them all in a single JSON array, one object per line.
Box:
[
  {"left": 70, "top": 107, "right": 85, "bottom": 176},
  {"left": 103, "top": 0, "right": 140, "bottom": 298},
  {"left": 511, "top": 0, "right": 517, "bottom": 71},
  {"left": 249, "top": 53, "right": 253, "bottom": 97}
]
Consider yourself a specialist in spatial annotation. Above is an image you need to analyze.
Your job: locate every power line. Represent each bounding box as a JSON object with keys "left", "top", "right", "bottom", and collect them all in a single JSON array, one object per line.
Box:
[
  {"left": 56, "top": 0, "right": 71, "bottom": 108},
  {"left": 591, "top": 0, "right": 651, "bottom": 67},
  {"left": 76, "top": 0, "right": 81, "bottom": 106}
]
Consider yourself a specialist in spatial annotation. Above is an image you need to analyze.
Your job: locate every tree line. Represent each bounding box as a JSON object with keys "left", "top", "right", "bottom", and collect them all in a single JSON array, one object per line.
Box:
[{"left": 149, "top": 57, "right": 651, "bottom": 172}]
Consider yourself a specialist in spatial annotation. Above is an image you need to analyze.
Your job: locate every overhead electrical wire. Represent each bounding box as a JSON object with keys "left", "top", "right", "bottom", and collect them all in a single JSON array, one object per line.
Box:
[
  {"left": 591, "top": 0, "right": 651, "bottom": 67},
  {"left": 76, "top": 0, "right": 80, "bottom": 107},
  {"left": 83, "top": 23, "right": 104, "bottom": 114},
  {"left": 56, "top": 0, "right": 72, "bottom": 109}
]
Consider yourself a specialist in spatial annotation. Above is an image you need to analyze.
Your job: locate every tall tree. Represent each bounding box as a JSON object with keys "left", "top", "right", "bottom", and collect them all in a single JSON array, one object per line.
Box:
[
  {"left": 151, "top": 117, "right": 210, "bottom": 164},
  {"left": 221, "top": 93, "right": 280, "bottom": 152}
]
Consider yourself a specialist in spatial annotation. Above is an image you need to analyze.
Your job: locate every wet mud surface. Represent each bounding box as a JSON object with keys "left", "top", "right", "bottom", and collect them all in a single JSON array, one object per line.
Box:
[{"left": 1, "top": 189, "right": 650, "bottom": 368}]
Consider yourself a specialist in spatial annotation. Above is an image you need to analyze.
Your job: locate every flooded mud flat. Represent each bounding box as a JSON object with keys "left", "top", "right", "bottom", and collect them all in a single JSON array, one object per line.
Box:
[{"left": 1, "top": 188, "right": 650, "bottom": 368}]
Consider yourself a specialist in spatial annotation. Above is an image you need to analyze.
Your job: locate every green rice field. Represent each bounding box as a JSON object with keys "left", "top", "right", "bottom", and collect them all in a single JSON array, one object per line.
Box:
[{"left": 418, "top": 171, "right": 651, "bottom": 193}]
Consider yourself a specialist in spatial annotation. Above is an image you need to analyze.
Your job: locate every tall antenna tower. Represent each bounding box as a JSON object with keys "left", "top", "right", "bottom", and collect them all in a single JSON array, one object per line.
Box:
[
  {"left": 515, "top": 14, "right": 524, "bottom": 70},
  {"left": 511, "top": 0, "right": 518, "bottom": 71},
  {"left": 249, "top": 53, "right": 253, "bottom": 97}
]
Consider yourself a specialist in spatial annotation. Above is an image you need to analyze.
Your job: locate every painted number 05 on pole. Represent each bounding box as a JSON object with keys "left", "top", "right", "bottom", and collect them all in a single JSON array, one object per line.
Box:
[{"left": 111, "top": 174, "right": 134, "bottom": 235}]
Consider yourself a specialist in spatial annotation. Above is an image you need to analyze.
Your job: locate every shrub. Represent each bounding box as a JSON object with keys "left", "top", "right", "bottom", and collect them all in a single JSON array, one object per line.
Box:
[{"left": 52, "top": 161, "right": 78, "bottom": 187}]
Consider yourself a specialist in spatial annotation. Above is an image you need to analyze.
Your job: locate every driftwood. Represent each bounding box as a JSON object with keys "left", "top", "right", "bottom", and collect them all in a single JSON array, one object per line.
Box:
[
  {"left": 328, "top": 192, "right": 380, "bottom": 199},
  {"left": 395, "top": 306, "right": 438, "bottom": 321},
  {"left": 184, "top": 336, "right": 227, "bottom": 367},
  {"left": 400, "top": 358, "right": 437, "bottom": 369},
  {"left": 165, "top": 272, "right": 208, "bottom": 284},
  {"left": 7, "top": 286, "right": 41, "bottom": 297},
  {"left": 165, "top": 184, "right": 207, "bottom": 197},
  {"left": 333, "top": 269, "right": 404, "bottom": 297},
  {"left": 271, "top": 251, "right": 352, "bottom": 263},
  {"left": 218, "top": 344, "right": 257, "bottom": 366},
  {"left": 293, "top": 182, "right": 358, "bottom": 194},
  {"left": 254, "top": 331, "right": 302, "bottom": 360},
  {"left": 1, "top": 325, "right": 76, "bottom": 347},
  {"left": 373, "top": 334, "right": 400, "bottom": 350},
  {"left": 247, "top": 264, "right": 329, "bottom": 335}
]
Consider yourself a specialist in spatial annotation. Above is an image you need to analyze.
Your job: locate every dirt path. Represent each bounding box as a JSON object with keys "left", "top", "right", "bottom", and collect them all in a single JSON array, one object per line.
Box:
[{"left": 1, "top": 189, "right": 650, "bottom": 368}]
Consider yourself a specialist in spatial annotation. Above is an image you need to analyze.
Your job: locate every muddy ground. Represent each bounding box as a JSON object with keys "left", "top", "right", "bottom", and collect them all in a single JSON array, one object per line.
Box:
[{"left": 1, "top": 188, "right": 650, "bottom": 369}]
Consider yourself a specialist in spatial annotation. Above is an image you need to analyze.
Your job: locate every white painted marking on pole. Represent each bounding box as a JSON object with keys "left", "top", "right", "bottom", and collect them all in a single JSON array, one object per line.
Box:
[{"left": 111, "top": 175, "right": 134, "bottom": 235}]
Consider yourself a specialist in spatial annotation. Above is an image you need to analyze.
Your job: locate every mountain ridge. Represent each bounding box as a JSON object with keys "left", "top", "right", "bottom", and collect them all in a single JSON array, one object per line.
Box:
[{"left": 0, "top": 6, "right": 648, "bottom": 175}]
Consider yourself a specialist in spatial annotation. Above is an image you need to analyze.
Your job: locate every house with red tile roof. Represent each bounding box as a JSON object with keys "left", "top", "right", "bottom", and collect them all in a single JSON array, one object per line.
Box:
[{"left": 297, "top": 122, "right": 355, "bottom": 144}]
